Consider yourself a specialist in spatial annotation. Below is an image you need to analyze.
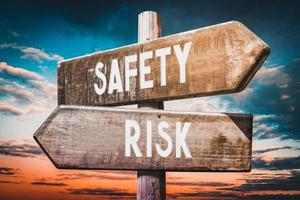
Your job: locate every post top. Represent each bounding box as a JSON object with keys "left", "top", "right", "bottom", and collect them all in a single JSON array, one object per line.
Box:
[
  {"left": 138, "top": 10, "right": 159, "bottom": 16},
  {"left": 138, "top": 10, "right": 161, "bottom": 42}
]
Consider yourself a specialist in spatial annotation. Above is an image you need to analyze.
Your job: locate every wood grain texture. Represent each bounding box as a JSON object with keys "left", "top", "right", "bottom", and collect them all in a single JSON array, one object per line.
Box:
[
  {"left": 137, "top": 170, "right": 165, "bottom": 200},
  {"left": 137, "top": 11, "right": 165, "bottom": 200},
  {"left": 34, "top": 105, "right": 252, "bottom": 171},
  {"left": 58, "top": 21, "right": 269, "bottom": 106}
]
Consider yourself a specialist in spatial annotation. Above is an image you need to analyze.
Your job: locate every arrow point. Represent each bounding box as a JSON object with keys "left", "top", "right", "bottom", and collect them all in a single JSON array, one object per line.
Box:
[{"left": 33, "top": 134, "right": 62, "bottom": 169}]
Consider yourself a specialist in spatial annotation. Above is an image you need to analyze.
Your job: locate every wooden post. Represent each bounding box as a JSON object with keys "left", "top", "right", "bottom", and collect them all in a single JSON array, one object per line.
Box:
[{"left": 137, "top": 11, "right": 166, "bottom": 200}]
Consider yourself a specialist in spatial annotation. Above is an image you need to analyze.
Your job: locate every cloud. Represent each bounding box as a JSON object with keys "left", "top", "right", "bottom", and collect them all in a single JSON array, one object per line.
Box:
[
  {"left": 238, "top": 171, "right": 291, "bottom": 180},
  {"left": 0, "top": 104, "right": 24, "bottom": 115},
  {"left": 7, "top": 29, "right": 21, "bottom": 37},
  {"left": 67, "top": 187, "right": 134, "bottom": 197},
  {"left": 31, "top": 181, "right": 67, "bottom": 186},
  {"left": 166, "top": 160, "right": 300, "bottom": 199},
  {"left": 28, "top": 79, "right": 56, "bottom": 97},
  {"left": 168, "top": 181, "right": 234, "bottom": 187},
  {"left": 0, "top": 43, "right": 63, "bottom": 63},
  {"left": 281, "top": 94, "right": 290, "bottom": 100},
  {"left": 169, "top": 192, "right": 300, "bottom": 200},
  {"left": 168, "top": 191, "right": 241, "bottom": 199},
  {"left": 171, "top": 192, "right": 300, "bottom": 200},
  {"left": 0, "top": 167, "right": 19, "bottom": 176},
  {"left": 0, "top": 140, "right": 44, "bottom": 157},
  {"left": 252, "top": 156, "right": 300, "bottom": 170},
  {"left": 168, "top": 170, "right": 300, "bottom": 199},
  {"left": 0, "top": 62, "right": 56, "bottom": 117},
  {"left": 0, "top": 85, "right": 34, "bottom": 102},
  {"left": 20, "top": 47, "right": 63, "bottom": 63},
  {"left": 243, "top": 194, "right": 300, "bottom": 200},
  {"left": 38, "top": 65, "right": 48, "bottom": 72},
  {"left": 55, "top": 171, "right": 134, "bottom": 181},
  {"left": 253, "top": 146, "right": 293, "bottom": 155},
  {"left": 220, "top": 171, "right": 300, "bottom": 192},
  {"left": 255, "top": 66, "right": 291, "bottom": 87},
  {"left": 0, "top": 104, "right": 50, "bottom": 116},
  {"left": 0, "top": 43, "right": 17, "bottom": 49},
  {"left": 0, "top": 65, "right": 56, "bottom": 99},
  {"left": 253, "top": 122, "right": 280, "bottom": 139},
  {"left": 0, "top": 180, "right": 20, "bottom": 184},
  {"left": 0, "top": 62, "right": 43, "bottom": 80},
  {"left": 229, "top": 87, "right": 254, "bottom": 100}
]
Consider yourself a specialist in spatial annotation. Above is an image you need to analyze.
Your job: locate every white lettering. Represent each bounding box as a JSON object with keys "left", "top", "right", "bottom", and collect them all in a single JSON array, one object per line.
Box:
[
  {"left": 95, "top": 42, "right": 192, "bottom": 95},
  {"left": 94, "top": 62, "right": 107, "bottom": 95},
  {"left": 124, "top": 119, "right": 192, "bottom": 158},
  {"left": 125, "top": 119, "right": 142, "bottom": 157},
  {"left": 139, "top": 51, "right": 153, "bottom": 89},
  {"left": 146, "top": 120, "right": 152, "bottom": 157},
  {"left": 155, "top": 47, "right": 171, "bottom": 86},
  {"left": 173, "top": 42, "right": 192, "bottom": 83},
  {"left": 176, "top": 122, "right": 192, "bottom": 158},
  {"left": 108, "top": 59, "right": 123, "bottom": 94},
  {"left": 124, "top": 54, "right": 137, "bottom": 91},
  {"left": 156, "top": 121, "right": 173, "bottom": 157}
]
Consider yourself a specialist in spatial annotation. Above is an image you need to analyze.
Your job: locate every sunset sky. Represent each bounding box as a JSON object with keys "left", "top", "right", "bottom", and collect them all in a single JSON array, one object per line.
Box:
[{"left": 1, "top": 0, "right": 300, "bottom": 199}]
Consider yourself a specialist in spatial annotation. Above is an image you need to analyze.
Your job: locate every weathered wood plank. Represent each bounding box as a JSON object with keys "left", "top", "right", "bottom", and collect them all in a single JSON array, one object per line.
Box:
[
  {"left": 58, "top": 21, "right": 269, "bottom": 106},
  {"left": 34, "top": 105, "right": 252, "bottom": 171}
]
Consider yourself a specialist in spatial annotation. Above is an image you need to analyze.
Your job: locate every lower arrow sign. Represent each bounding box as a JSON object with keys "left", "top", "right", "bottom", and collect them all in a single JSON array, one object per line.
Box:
[{"left": 34, "top": 105, "right": 252, "bottom": 171}]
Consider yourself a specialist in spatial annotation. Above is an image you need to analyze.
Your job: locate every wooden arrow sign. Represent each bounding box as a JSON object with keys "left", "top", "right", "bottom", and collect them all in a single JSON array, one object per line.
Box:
[
  {"left": 58, "top": 21, "right": 269, "bottom": 106},
  {"left": 34, "top": 105, "right": 252, "bottom": 171}
]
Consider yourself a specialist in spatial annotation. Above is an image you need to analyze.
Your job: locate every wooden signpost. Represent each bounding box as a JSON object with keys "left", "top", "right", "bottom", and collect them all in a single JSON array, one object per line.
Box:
[
  {"left": 34, "top": 11, "right": 269, "bottom": 200},
  {"left": 136, "top": 12, "right": 165, "bottom": 200}
]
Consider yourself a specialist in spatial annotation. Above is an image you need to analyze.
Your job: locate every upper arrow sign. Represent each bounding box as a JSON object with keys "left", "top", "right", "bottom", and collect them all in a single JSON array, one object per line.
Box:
[{"left": 58, "top": 21, "right": 269, "bottom": 106}]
